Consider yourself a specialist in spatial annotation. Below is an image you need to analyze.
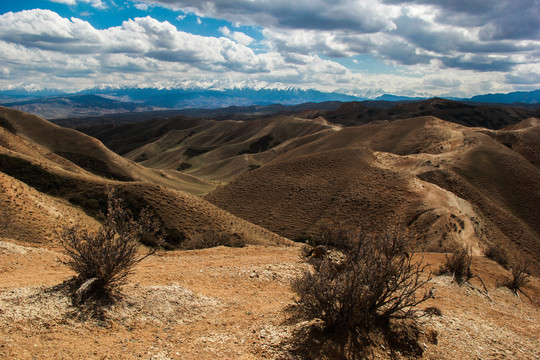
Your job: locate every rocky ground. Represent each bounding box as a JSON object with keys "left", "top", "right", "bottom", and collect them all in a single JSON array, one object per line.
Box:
[{"left": 0, "top": 239, "right": 538, "bottom": 359}]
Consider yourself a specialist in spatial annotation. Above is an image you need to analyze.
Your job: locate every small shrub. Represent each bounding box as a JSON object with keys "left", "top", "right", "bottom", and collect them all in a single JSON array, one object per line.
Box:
[
  {"left": 505, "top": 262, "right": 531, "bottom": 294},
  {"left": 438, "top": 245, "right": 473, "bottom": 284},
  {"left": 484, "top": 244, "right": 509, "bottom": 269},
  {"left": 424, "top": 306, "right": 443, "bottom": 317},
  {"left": 248, "top": 164, "right": 261, "bottom": 171},
  {"left": 311, "top": 221, "right": 356, "bottom": 250},
  {"left": 59, "top": 190, "right": 162, "bottom": 306},
  {"left": 292, "top": 228, "right": 432, "bottom": 334}
]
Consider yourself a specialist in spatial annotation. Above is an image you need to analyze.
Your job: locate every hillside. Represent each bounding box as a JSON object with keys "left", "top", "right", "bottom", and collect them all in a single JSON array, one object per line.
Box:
[
  {"left": 3, "top": 94, "right": 158, "bottom": 119},
  {"left": 0, "top": 106, "right": 285, "bottom": 247},
  {"left": 80, "top": 114, "right": 337, "bottom": 184},
  {"left": 207, "top": 116, "right": 540, "bottom": 270},
  {"left": 304, "top": 98, "right": 540, "bottom": 129}
]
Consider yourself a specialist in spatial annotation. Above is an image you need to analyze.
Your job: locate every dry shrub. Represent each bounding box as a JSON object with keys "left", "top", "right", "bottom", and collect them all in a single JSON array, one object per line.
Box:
[
  {"left": 505, "top": 262, "right": 531, "bottom": 294},
  {"left": 484, "top": 243, "right": 509, "bottom": 269},
  {"left": 292, "top": 227, "right": 432, "bottom": 335},
  {"left": 59, "top": 190, "right": 162, "bottom": 306},
  {"left": 311, "top": 220, "right": 356, "bottom": 250},
  {"left": 438, "top": 245, "right": 473, "bottom": 284},
  {"left": 181, "top": 229, "right": 246, "bottom": 250}
]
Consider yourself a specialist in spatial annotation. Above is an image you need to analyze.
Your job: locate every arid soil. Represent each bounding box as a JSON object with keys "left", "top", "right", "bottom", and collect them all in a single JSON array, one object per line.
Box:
[{"left": 1, "top": 239, "right": 538, "bottom": 359}]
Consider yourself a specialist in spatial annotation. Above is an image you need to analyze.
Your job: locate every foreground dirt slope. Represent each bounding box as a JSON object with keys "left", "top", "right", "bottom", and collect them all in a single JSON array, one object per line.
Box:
[{"left": 0, "top": 239, "right": 538, "bottom": 359}]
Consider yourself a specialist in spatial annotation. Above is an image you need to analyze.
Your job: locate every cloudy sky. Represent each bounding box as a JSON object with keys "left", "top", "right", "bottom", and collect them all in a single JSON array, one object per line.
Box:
[{"left": 0, "top": 0, "right": 539, "bottom": 97}]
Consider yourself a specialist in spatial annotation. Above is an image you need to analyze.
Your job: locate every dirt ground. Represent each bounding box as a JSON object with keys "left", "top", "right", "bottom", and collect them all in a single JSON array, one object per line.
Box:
[{"left": 0, "top": 240, "right": 538, "bottom": 359}]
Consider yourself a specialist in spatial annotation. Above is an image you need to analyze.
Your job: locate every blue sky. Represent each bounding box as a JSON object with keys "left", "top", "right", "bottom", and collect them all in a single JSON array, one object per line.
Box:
[{"left": 0, "top": 0, "right": 539, "bottom": 98}]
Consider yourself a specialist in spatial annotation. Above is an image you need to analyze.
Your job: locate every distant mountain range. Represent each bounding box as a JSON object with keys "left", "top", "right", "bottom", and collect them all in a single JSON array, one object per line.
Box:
[{"left": 0, "top": 86, "right": 538, "bottom": 119}]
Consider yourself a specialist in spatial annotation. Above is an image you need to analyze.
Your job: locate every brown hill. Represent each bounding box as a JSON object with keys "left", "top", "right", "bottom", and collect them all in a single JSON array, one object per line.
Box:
[
  {"left": 207, "top": 116, "right": 540, "bottom": 270},
  {"left": 98, "top": 115, "right": 336, "bottom": 184},
  {"left": 479, "top": 117, "right": 540, "bottom": 168},
  {"left": 0, "top": 107, "right": 285, "bottom": 247},
  {"left": 304, "top": 98, "right": 539, "bottom": 129},
  {"left": 0, "top": 106, "right": 214, "bottom": 195}
]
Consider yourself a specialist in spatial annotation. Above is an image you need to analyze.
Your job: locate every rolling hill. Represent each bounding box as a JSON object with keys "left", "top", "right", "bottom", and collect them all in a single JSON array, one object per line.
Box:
[
  {"left": 303, "top": 98, "right": 540, "bottom": 129},
  {"left": 0, "top": 106, "right": 285, "bottom": 247},
  {"left": 81, "top": 114, "right": 337, "bottom": 184},
  {"left": 206, "top": 116, "right": 540, "bottom": 270},
  {"left": 1, "top": 102, "right": 539, "bottom": 271}
]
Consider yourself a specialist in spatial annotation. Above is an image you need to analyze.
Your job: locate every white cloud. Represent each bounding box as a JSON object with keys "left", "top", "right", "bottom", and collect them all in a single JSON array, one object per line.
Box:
[
  {"left": 49, "top": 0, "right": 77, "bottom": 4},
  {"left": 1, "top": 4, "right": 539, "bottom": 96},
  {"left": 49, "top": 0, "right": 107, "bottom": 9},
  {"left": 134, "top": 3, "right": 149, "bottom": 11},
  {"left": 219, "top": 26, "right": 255, "bottom": 46}
]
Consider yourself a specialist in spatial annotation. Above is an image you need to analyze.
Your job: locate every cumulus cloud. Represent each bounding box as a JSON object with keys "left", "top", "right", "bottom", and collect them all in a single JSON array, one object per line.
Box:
[
  {"left": 1, "top": 2, "right": 539, "bottom": 96},
  {"left": 0, "top": 10, "right": 266, "bottom": 73},
  {"left": 0, "top": 9, "right": 369, "bottom": 93},
  {"left": 219, "top": 26, "right": 255, "bottom": 46},
  {"left": 50, "top": 0, "right": 107, "bottom": 9},
  {"left": 383, "top": 0, "right": 540, "bottom": 40},
  {"left": 140, "top": 0, "right": 539, "bottom": 75},
  {"left": 139, "top": 0, "right": 398, "bottom": 33}
]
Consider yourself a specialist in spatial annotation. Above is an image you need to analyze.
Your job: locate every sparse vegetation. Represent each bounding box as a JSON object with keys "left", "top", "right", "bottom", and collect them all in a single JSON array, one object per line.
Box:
[
  {"left": 504, "top": 262, "right": 531, "bottom": 295},
  {"left": 484, "top": 243, "right": 509, "bottom": 269},
  {"left": 181, "top": 229, "right": 246, "bottom": 249},
  {"left": 309, "top": 220, "right": 356, "bottom": 249},
  {"left": 292, "top": 226, "right": 432, "bottom": 339},
  {"left": 0, "top": 205, "right": 12, "bottom": 237},
  {"left": 438, "top": 245, "right": 473, "bottom": 284},
  {"left": 59, "top": 190, "right": 162, "bottom": 307}
]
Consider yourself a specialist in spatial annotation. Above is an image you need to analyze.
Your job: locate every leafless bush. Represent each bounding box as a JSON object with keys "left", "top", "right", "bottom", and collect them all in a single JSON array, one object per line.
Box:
[
  {"left": 438, "top": 245, "right": 473, "bottom": 284},
  {"left": 505, "top": 262, "right": 531, "bottom": 295},
  {"left": 59, "top": 190, "right": 162, "bottom": 306},
  {"left": 484, "top": 243, "right": 509, "bottom": 269},
  {"left": 181, "top": 229, "right": 246, "bottom": 250},
  {"left": 312, "top": 220, "right": 356, "bottom": 250},
  {"left": 292, "top": 227, "right": 432, "bottom": 334}
]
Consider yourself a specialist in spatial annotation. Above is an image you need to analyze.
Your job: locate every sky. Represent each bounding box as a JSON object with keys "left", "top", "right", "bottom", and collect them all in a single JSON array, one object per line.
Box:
[{"left": 0, "top": 0, "right": 539, "bottom": 98}]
